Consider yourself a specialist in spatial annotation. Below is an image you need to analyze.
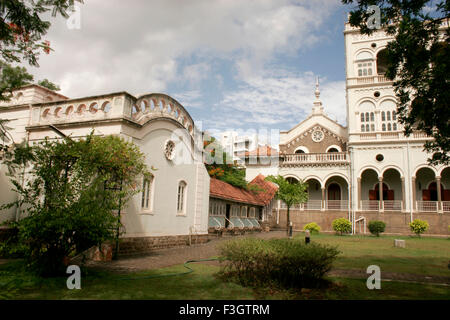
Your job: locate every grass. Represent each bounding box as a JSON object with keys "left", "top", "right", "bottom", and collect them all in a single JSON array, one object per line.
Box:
[
  {"left": 0, "top": 233, "right": 449, "bottom": 300},
  {"left": 297, "top": 233, "right": 450, "bottom": 278}
]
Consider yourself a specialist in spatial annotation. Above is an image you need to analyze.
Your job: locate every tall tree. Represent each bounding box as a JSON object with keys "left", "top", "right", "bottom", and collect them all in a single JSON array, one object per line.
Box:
[
  {"left": 265, "top": 175, "right": 308, "bottom": 235},
  {"left": 0, "top": 0, "right": 83, "bottom": 100},
  {"left": 342, "top": 0, "right": 450, "bottom": 165}
]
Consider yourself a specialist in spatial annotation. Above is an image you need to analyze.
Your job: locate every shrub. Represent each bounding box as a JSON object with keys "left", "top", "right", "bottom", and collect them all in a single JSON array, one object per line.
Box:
[
  {"left": 218, "top": 238, "right": 340, "bottom": 289},
  {"left": 1, "top": 134, "right": 150, "bottom": 276},
  {"left": 409, "top": 219, "right": 429, "bottom": 236},
  {"left": 368, "top": 220, "right": 386, "bottom": 237},
  {"left": 303, "top": 222, "right": 321, "bottom": 234},
  {"left": 332, "top": 218, "right": 352, "bottom": 235}
]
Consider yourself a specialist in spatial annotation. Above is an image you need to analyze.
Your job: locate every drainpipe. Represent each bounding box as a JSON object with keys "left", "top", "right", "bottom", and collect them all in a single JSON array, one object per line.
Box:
[
  {"left": 348, "top": 146, "right": 355, "bottom": 234},
  {"left": 406, "top": 142, "right": 413, "bottom": 223}
]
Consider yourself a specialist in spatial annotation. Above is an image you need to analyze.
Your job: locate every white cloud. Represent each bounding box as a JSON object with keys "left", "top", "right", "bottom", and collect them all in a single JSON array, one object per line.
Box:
[
  {"left": 210, "top": 71, "right": 346, "bottom": 131},
  {"left": 28, "top": 0, "right": 340, "bottom": 98}
]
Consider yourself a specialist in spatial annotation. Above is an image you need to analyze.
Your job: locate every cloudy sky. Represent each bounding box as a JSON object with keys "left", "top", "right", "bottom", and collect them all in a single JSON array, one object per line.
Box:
[{"left": 29, "top": 0, "right": 352, "bottom": 135}]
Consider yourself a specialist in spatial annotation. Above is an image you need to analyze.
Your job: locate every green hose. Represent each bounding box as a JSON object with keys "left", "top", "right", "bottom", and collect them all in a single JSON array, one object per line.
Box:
[{"left": 117, "top": 257, "right": 220, "bottom": 280}]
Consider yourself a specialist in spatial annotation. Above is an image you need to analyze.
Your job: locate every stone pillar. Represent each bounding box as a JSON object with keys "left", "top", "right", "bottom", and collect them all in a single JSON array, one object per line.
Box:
[
  {"left": 321, "top": 187, "right": 326, "bottom": 211},
  {"left": 401, "top": 177, "right": 406, "bottom": 211},
  {"left": 357, "top": 177, "right": 361, "bottom": 210},
  {"left": 379, "top": 176, "right": 384, "bottom": 211},
  {"left": 411, "top": 176, "right": 416, "bottom": 211},
  {"left": 436, "top": 176, "right": 442, "bottom": 212}
]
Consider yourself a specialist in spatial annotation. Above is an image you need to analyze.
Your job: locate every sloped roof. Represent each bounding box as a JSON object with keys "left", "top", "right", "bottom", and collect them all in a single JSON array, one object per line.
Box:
[
  {"left": 210, "top": 174, "right": 278, "bottom": 206},
  {"left": 250, "top": 174, "right": 279, "bottom": 206},
  {"left": 242, "top": 145, "right": 279, "bottom": 157}
]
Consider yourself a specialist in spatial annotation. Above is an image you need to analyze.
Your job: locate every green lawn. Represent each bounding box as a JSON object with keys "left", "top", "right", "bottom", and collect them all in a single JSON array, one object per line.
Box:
[
  {"left": 0, "top": 233, "right": 449, "bottom": 300},
  {"left": 299, "top": 233, "right": 450, "bottom": 278}
]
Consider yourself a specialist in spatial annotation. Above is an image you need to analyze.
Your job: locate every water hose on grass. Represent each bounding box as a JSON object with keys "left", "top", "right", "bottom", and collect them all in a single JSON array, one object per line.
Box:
[{"left": 117, "top": 257, "right": 220, "bottom": 280}]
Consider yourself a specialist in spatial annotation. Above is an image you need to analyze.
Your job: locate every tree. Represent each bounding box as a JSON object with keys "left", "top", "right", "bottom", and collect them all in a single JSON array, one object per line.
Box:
[
  {"left": 38, "top": 78, "right": 60, "bottom": 91},
  {"left": 0, "top": 60, "right": 60, "bottom": 100},
  {"left": 342, "top": 0, "right": 450, "bottom": 165},
  {"left": 0, "top": 60, "right": 33, "bottom": 101},
  {"left": 265, "top": 175, "right": 308, "bottom": 235},
  {"left": 1, "top": 133, "right": 150, "bottom": 276},
  {"left": 203, "top": 133, "right": 253, "bottom": 190},
  {"left": 0, "top": 0, "right": 82, "bottom": 100}
]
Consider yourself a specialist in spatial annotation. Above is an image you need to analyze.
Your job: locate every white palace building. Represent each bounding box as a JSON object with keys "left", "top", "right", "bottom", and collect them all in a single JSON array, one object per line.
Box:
[
  {"left": 244, "top": 22, "right": 450, "bottom": 236},
  {"left": 0, "top": 21, "right": 449, "bottom": 241}
]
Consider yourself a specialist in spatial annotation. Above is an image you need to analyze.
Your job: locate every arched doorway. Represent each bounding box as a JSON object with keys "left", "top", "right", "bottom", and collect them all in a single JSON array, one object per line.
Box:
[
  {"left": 328, "top": 183, "right": 341, "bottom": 200},
  {"left": 374, "top": 182, "right": 391, "bottom": 200},
  {"left": 425, "top": 182, "right": 444, "bottom": 201},
  {"left": 286, "top": 177, "right": 299, "bottom": 184}
]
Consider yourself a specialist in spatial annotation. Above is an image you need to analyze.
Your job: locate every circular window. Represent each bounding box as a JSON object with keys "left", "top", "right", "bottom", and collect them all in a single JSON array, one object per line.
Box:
[
  {"left": 311, "top": 129, "right": 324, "bottom": 143},
  {"left": 376, "top": 154, "right": 384, "bottom": 162},
  {"left": 164, "top": 140, "right": 176, "bottom": 161},
  {"left": 374, "top": 91, "right": 380, "bottom": 98},
  {"left": 371, "top": 43, "right": 377, "bottom": 48}
]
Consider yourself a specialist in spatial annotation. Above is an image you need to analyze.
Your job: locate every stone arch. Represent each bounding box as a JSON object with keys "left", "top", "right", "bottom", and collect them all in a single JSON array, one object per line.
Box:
[
  {"left": 358, "top": 166, "right": 380, "bottom": 179},
  {"left": 381, "top": 165, "right": 404, "bottom": 178},
  {"left": 294, "top": 146, "right": 309, "bottom": 154},
  {"left": 326, "top": 145, "right": 342, "bottom": 153},
  {"left": 413, "top": 164, "right": 438, "bottom": 177},
  {"left": 376, "top": 48, "right": 389, "bottom": 74}
]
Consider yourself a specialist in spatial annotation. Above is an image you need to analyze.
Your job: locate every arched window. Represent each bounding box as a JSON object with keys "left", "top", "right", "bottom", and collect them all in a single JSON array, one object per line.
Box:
[
  {"left": 365, "top": 112, "right": 370, "bottom": 122},
  {"left": 177, "top": 181, "right": 187, "bottom": 214},
  {"left": 366, "top": 124, "right": 369, "bottom": 132},
  {"left": 328, "top": 148, "right": 339, "bottom": 153},
  {"left": 392, "top": 111, "right": 397, "bottom": 120},
  {"left": 371, "top": 124, "right": 375, "bottom": 131},
  {"left": 388, "top": 123, "right": 392, "bottom": 131},
  {"left": 382, "top": 123, "right": 386, "bottom": 131},
  {"left": 376, "top": 49, "right": 389, "bottom": 74},
  {"left": 361, "top": 124, "right": 365, "bottom": 132},
  {"left": 381, "top": 111, "right": 386, "bottom": 121},
  {"left": 141, "top": 176, "right": 153, "bottom": 211},
  {"left": 240, "top": 206, "right": 248, "bottom": 218},
  {"left": 370, "top": 112, "right": 374, "bottom": 121},
  {"left": 387, "top": 111, "right": 391, "bottom": 121},
  {"left": 356, "top": 51, "right": 374, "bottom": 77},
  {"left": 393, "top": 123, "right": 397, "bottom": 131},
  {"left": 295, "top": 149, "right": 305, "bottom": 154},
  {"left": 361, "top": 113, "right": 365, "bottom": 122}
]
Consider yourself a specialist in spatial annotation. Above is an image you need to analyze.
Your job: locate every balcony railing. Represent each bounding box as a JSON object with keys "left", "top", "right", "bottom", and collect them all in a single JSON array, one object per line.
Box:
[
  {"left": 361, "top": 200, "right": 380, "bottom": 211},
  {"left": 281, "top": 152, "right": 349, "bottom": 165},
  {"left": 326, "top": 200, "right": 349, "bottom": 211},
  {"left": 347, "top": 75, "right": 391, "bottom": 86},
  {"left": 443, "top": 201, "right": 450, "bottom": 212},
  {"left": 416, "top": 201, "right": 438, "bottom": 212},
  {"left": 279, "top": 200, "right": 348, "bottom": 211}
]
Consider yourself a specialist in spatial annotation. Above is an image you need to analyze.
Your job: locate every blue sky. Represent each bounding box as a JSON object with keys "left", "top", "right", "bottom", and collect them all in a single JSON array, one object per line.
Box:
[{"left": 30, "top": 1, "right": 352, "bottom": 137}]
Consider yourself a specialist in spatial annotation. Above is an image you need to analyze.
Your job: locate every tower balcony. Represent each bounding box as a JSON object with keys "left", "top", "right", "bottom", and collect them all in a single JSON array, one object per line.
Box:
[
  {"left": 347, "top": 75, "right": 392, "bottom": 87},
  {"left": 280, "top": 152, "right": 350, "bottom": 167}
]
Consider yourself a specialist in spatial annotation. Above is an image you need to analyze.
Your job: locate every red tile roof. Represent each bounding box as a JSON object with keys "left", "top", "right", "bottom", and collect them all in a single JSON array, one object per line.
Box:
[
  {"left": 250, "top": 174, "right": 279, "bottom": 205},
  {"left": 243, "top": 145, "right": 278, "bottom": 157},
  {"left": 209, "top": 174, "right": 278, "bottom": 206}
]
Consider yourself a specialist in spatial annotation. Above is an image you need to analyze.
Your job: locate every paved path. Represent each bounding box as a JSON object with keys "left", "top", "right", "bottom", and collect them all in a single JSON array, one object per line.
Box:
[
  {"left": 86, "top": 231, "right": 288, "bottom": 273},
  {"left": 84, "top": 231, "right": 450, "bottom": 286}
]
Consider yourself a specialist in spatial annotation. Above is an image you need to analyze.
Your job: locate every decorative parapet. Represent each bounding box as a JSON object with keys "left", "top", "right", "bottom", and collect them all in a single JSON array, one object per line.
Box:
[{"left": 27, "top": 92, "right": 197, "bottom": 139}]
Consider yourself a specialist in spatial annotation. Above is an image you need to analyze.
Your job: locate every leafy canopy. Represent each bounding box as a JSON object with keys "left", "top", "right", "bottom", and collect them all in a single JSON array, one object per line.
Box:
[
  {"left": 1, "top": 133, "right": 150, "bottom": 276},
  {"left": 265, "top": 175, "right": 308, "bottom": 208}
]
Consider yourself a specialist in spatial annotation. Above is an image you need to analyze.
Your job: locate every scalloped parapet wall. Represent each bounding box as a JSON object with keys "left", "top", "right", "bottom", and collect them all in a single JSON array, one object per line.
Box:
[{"left": 30, "top": 92, "right": 197, "bottom": 138}]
